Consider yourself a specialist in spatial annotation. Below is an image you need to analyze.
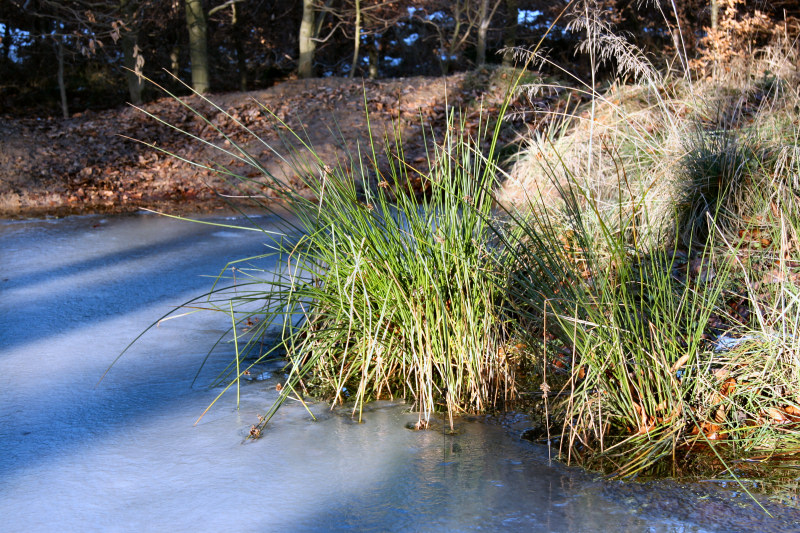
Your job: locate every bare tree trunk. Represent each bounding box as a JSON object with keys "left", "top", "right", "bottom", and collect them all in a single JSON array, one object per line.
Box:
[
  {"left": 121, "top": 31, "right": 143, "bottom": 104},
  {"left": 502, "top": 0, "right": 517, "bottom": 66},
  {"left": 185, "top": 0, "right": 210, "bottom": 93},
  {"left": 349, "top": 0, "right": 361, "bottom": 78},
  {"left": 298, "top": 0, "right": 316, "bottom": 78},
  {"left": 368, "top": 40, "right": 378, "bottom": 79},
  {"left": 119, "top": 0, "right": 143, "bottom": 104},
  {"left": 170, "top": 46, "right": 181, "bottom": 79},
  {"left": 442, "top": 1, "right": 465, "bottom": 74},
  {"left": 476, "top": 0, "right": 489, "bottom": 66},
  {"left": 57, "top": 36, "right": 68, "bottom": 119}
]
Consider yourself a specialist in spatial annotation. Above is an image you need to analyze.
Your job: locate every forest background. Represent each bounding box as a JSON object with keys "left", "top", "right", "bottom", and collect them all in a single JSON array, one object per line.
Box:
[
  {"left": 2, "top": 1, "right": 796, "bottom": 218},
  {"left": 1, "top": 1, "right": 795, "bottom": 117}
]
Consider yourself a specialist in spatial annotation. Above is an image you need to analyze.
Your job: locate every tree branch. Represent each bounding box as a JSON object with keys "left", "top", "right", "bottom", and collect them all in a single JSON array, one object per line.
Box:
[{"left": 208, "top": 0, "right": 245, "bottom": 18}]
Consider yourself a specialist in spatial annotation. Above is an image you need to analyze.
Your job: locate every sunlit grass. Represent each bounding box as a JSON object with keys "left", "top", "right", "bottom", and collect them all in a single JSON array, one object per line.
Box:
[
  {"left": 124, "top": 70, "right": 525, "bottom": 432},
  {"left": 494, "top": 28, "right": 800, "bottom": 479},
  {"left": 247, "top": 111, "right": 519, "bottom": 432},
  {"left": 123, "top": 7, "right": 800, "bottom": 495}
]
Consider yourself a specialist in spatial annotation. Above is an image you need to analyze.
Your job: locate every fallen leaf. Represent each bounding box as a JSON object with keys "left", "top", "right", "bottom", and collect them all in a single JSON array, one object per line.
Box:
[{"left": 766, "top": 407, "right": 790, "bottom": 424}]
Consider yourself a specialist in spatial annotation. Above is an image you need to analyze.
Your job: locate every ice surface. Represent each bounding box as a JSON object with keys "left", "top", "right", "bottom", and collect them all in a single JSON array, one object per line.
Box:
[{"left": 0, "top": 213, "right": 706, "bottom": 532}]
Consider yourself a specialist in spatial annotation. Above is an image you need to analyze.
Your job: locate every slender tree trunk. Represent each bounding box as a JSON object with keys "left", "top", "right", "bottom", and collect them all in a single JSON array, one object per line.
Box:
[
  {"left": 232, "top": 3, "right": 247, "bottom": 91},
  {"left": 368, "top": 40, "right": 378, "bottom": 79},
  {"left": 502, "top": 0, "right": 517, "bottom": 66},
  {"left": 476, "top": 0, "right": 489, "bottom": 67},
  {"left": 170, "top": 45, "right": 181, "bottom": 79},
  {"left": 442, "top": 1, "right": 464, "bottom": 74},
  {"left": 349, "top": 0, "right": 361, "bottom": 78},
  {"left": 121, "top": 30, "right": 143, "bottom": 104},
  {"left": 119, "top": 0, "right": 143, "bottom": 104},
  {"left": 185, "top": 0, "right": 210, "bottom": 93},
  {"left": 298, "top": 0, "right": 316, "bottom": 78},
  {"left": 56, "top": 36, "right": 68, "bottom": 119}
]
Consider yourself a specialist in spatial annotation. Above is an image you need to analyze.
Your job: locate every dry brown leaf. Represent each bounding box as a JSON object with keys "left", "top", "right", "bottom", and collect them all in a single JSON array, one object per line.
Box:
[
  {"left": 700, "top": 420, "right": 723, "bottom": 440},
  {"left": 713, "top": 367, "right": 731, "bottom": 380},
  {"left": 784, "top": 404, "right": 800, "bottom": 417},
  {"left": 670, "top": 352, "right": 691, "bottom": 373},
  {"left": 720, "top": 378, "right": 737, "bottom": 396},
  {"left": 766, "top": 407, "right": 790, "bottom": 424}
]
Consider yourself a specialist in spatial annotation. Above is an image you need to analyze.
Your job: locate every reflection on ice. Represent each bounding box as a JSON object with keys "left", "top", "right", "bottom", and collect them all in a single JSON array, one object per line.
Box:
[{"left": 212, "top": 230, "right": 249, "bottom": 239}]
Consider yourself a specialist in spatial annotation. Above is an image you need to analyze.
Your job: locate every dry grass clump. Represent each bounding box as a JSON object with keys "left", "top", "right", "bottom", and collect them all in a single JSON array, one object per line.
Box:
[
  {"left": 494, "top": 17, "right": 800, "bottom": 479},
  {"left": 499, "top": 77, "right": 693, "bottom": 253}
]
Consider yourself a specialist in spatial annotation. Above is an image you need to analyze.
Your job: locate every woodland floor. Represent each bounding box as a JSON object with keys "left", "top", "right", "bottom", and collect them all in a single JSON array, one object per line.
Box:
[{"left": 0, "top": 71, "right": 532, "bottom": 219}]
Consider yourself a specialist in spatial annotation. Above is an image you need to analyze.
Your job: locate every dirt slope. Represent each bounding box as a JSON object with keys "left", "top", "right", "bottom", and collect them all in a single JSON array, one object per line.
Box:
[{"left": 0, "top": 72, "right": 519, "bottom": 219}]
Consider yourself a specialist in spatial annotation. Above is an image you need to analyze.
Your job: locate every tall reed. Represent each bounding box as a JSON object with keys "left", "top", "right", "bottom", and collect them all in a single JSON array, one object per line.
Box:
[
  {"left": 249, "top": 110, "right": 518, "bottom": 431},
  {"left": 124, "top": 73, "right": 523, "bottom": 432}
]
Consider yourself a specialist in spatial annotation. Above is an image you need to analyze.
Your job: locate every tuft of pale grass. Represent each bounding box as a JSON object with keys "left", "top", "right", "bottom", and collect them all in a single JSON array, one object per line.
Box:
[
  {"left": 492, "top": 8, "right": 800, "bottom": 481},
  {"left": 499, "top": 72, "right": 692, "bottom": 252}
]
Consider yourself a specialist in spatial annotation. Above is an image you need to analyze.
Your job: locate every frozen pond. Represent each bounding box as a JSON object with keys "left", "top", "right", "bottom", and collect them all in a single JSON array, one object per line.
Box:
[{"left": 0, "top": 212, "right": 794, "bottom": 532}]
